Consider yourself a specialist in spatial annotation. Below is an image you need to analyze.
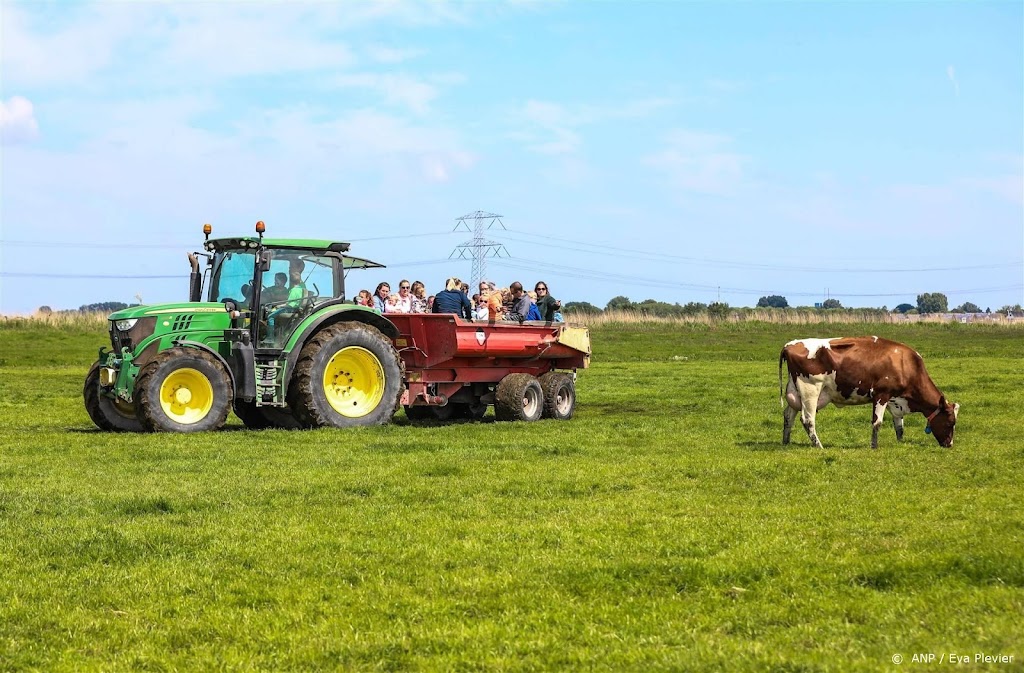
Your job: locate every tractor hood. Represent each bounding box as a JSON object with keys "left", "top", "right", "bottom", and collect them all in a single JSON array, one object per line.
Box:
[{"left": 108, "top": 303, "right": 229, "bottom": 321}]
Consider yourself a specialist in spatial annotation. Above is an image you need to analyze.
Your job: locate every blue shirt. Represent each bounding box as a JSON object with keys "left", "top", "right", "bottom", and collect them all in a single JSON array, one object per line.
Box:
[{"left": 432, "top": 290, "right": 472, "bottom": 319}]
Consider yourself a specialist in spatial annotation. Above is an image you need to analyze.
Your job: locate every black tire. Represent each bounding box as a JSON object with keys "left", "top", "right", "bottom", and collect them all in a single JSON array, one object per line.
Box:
[
  {"left": 261, "top": 406, "right": 303, "bottom": 430},
  {"left": 458, "top": 400, "right": 489, "bottom": 421},
  {"left": 233, "top": 400, "right": 274, "bottom": 429},
  {"left": 432, "top": 404, "right": 460, "bottom": 421},
  {"left": 289, "top": 322, "right": 404, "bottom": 428},
  {"left": 494, "top": 373, "right": 543, "bottom": 422},
  {"left": 83, "top": 362, "right": 146, "bottom": 432},
  {"left": 136, "top": 348, "right": 233, "bottom": 433},
  {"left": 539, "top": 371, "right": 576, "bottom": 420},
  {"left": 404, "top": 405, "right": 435, "bottom": 422},
  {"left": 233, "top": 401, "right": 304, "bottom": 430}
]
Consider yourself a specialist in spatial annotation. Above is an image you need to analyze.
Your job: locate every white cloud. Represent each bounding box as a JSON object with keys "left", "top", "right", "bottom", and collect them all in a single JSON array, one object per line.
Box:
[
  {"left": 643, "top": 130, "right": 749, "bottom": 196},
  {"left": 0, "top": 96, "right": 39, "bottom": 144},
  {"left": 513, "top": 97, "right": 674, "bottom": 155},
  {"left": 332, "top": 73, "right": 440, "bottom": 114},
  {"left": 366, "top": 45, "right": 425, "bottom": 64},
  {"left": 947, "top": 65, "right": 959, "bottom": 97},
  {"left": 0, "top": 4, "right": 140, "bottom": 86}
]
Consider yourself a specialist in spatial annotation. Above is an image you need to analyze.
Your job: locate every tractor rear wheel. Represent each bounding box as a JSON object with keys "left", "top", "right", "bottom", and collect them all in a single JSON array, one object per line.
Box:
[
  {"left": 289, "top": 322, "right": 403, "bottom": 428},
  {"left": 495, "top": 373, "right": 543, "bottom": 422},
  {"left": 539, "top": 372, "right": 576, "bottom": 420},
  {"left": 136, "top": 348, "right": 232, "bottom": 432},
  {"left": 83, "top": 362, "right": 146, "bottom": 432}
]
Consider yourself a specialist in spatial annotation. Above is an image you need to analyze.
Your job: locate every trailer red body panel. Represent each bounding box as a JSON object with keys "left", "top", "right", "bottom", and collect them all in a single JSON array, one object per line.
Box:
[{"left": 384, "top": 314, "right": 590, "bottom": 408}]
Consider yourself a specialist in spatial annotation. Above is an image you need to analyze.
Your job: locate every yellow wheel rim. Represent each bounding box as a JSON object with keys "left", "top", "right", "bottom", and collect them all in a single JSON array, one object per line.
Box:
[
  {"left": 112, "top": 397, "right": 138, "bottom": 419},
  {"left": 323, "top": 346, "right": 385, "bottom": 418},
  {"left": 159, "top": 367, "right": 214, "bottom": 424}
]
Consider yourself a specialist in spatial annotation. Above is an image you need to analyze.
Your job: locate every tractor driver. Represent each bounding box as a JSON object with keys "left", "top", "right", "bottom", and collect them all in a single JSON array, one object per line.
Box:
[
  {"left": 286, "top": 258, "right": 307, "bottom": 306},
  {"left": 263, "top": 259, "right": 308, "bottom": 345},
  {"left": 262, "top": 272, "right": 289, "bottom": 305}
]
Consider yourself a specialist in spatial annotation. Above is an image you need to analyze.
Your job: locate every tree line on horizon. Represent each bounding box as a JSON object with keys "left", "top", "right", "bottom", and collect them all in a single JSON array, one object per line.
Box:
[
  {"left": 35, "top": 296, "right": 1023, "bottom": 319},
  {"left": 561, "top": 293, "right": 1023, "bottom": 318}
]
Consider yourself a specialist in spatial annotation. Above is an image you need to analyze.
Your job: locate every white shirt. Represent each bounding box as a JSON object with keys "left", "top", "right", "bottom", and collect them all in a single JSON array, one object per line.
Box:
[{"left": 392, "top": 292, "right": 413, "bottom": 314}]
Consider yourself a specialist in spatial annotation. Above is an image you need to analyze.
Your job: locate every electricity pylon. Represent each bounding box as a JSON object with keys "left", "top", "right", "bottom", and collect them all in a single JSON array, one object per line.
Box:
[{"left": 449, "top": 210, "right": 509, "bottom": 289}]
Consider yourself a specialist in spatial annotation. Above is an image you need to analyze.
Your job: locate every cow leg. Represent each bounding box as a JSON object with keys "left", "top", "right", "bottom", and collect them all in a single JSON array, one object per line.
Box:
[
  {"left": 871, "top": 395, "right": 891, "bottom": 449},
  {"left": 887, "top": 399, "right": 906, "bottom": 441},
  {"left": 795, "top": 377, "right": 825, "bottom": 448},
  {"left": 783, "top": 405, "right": 797, "bottom": 444},
  {"left": 783, "top": 379, "right": 800, "bottom": 444}
]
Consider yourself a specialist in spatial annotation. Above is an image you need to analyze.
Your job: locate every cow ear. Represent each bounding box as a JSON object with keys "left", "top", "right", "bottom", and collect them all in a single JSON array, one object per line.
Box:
[
  {"left": 953, "top": 402, "right": 960, "bottom": 420},
  {"left": 938, "top": 394, "right": 947, "bottom": 407}
]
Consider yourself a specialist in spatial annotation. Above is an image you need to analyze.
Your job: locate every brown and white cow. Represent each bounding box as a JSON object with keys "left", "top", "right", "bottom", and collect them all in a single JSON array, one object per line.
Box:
[{"left": 779, "top": 336, "right": 960, "bottom": 448}]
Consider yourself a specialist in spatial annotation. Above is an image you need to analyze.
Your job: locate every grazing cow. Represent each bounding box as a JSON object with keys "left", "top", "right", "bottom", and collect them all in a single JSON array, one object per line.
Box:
[{"left": 779, "top": 336, "right": 960, "bottom": 448}]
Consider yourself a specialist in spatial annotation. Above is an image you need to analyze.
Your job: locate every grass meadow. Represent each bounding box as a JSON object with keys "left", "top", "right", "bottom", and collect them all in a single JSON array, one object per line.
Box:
[{"left": 0, "top": 320, "right": 1021, "bottom": 672}]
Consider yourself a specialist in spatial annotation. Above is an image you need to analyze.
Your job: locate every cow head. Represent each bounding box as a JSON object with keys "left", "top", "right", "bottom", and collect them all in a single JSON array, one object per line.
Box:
[{"left": 928, "top": 395, "right": 960, "bottom": 447}]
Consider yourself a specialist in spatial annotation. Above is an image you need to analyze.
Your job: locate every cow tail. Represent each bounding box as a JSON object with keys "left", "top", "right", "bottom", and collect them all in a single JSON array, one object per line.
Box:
[{"left": 778, "top": 348, "right": 787, "bottom": 409}]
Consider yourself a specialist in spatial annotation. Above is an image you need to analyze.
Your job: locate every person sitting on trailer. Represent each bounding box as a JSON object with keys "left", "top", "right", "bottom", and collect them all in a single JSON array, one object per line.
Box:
[
  {"left": 355, "top": 289, "right": 374, "bottom": 307},
  {"left": 504, "top": 281, "right": 534, "bottom": 322},
  {"left": 472, "top": 294, "right": 489, "bottom": 320},
  {"left": 533, "top": 281, "right": 561, "bottom": 321},
  {"left": 410, "top": 281, "right": 428, "bottom": 313},
  {"left": 373, "top": 282, "right": 391, "bottom": 312},
  {"left": 432, "top": 277, "right": 473, "bottom": 319},
  {"left": 525, "top": 291, "right": 543, "bottom": 321}
]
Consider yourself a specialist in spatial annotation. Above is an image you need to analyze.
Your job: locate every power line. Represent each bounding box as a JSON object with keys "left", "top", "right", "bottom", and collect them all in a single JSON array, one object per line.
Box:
[
  {"left": 0, "top": 258, "right": 458, "bottom": 280},
  {"left": 0, "top": 230, "right": 457, "bottom": 250},
  {"left": 488, "top": 258, "right": 1024, "bottom": 299},
  {"left": 500, "top": 229, "right": 1024, "bottom": 274}
]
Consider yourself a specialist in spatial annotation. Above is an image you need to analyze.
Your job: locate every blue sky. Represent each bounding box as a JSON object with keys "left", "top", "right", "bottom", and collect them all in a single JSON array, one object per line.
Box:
[{"left": 2, "top": 0, "right": 1022, "bottom": 314}]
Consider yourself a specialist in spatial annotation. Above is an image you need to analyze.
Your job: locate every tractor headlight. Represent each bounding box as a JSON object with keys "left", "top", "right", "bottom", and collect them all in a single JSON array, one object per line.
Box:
[{"left": 115, "top": 319, "right": 138, "bottom": 331}]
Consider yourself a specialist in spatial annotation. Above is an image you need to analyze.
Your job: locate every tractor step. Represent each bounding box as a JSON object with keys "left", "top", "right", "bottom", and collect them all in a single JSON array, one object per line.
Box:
[{"left": 255, "top": 362, "right": 284, "bottom": 405}]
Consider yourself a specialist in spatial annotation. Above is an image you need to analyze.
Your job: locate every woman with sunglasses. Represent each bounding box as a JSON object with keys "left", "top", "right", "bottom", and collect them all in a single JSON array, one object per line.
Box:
[
  {"left": 533, "top": 281, "right": 561, "bottom": 321},
  {"left": 392, "top": 279, "right": 413, "bottom": 314}
]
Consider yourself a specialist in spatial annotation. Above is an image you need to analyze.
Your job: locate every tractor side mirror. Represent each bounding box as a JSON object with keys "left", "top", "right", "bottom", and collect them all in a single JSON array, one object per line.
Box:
[{"left": 259, "top": 251, "right": 272, "bottom": 272}]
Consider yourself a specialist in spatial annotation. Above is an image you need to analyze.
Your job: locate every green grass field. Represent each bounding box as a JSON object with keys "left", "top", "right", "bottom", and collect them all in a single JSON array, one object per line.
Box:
[{"left": 1, "top": 321, "right": 1021, "bottom": 672}]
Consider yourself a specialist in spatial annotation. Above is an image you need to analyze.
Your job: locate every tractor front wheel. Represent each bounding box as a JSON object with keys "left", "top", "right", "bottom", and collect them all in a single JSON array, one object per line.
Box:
[
  {"left": 137, "top": 348, "right": 232, "bottom": 432},
  {"left": 495, "top": 373, "right": 543, "bottom": 422},
  {"left": 289, "top": 323, "right": 403, "bottom": 428},
  {"left": 83, "top": 362, "right": 146, "bottom": 432}
]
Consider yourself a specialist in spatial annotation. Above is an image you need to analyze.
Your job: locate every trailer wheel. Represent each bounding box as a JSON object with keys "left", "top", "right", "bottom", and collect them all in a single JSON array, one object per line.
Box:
[
  {"left": 404, "top": 405, "right": 434, "bottom": 422},
  {"left": 459, "top": 400, "right": 489, "bottom": 421},
  {"left": 539, "top": 372, "right": 576, "bottom": 420},
  {"left": 495, "top": 373, "right": 543, "bottom": 422},
  {"left": 432, "top": 404, "right": 460, "bottom": 421},
  {"left": 83, "top": 362, "right": 146, "bottom": 432},
  {"left": 289, "top": 322, "right": 403, "bottom": 428},
  {"left": 136, "top": 348, "right": 232, "bottom": 432}
]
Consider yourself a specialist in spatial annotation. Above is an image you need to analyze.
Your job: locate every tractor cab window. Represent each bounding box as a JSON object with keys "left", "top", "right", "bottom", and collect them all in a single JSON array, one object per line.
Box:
[
  {"left": 256, "top": 250, "right": 339, "bottom": 348},
  {"left": 209, "top": 250, "right": 257, "bottom": 307}
]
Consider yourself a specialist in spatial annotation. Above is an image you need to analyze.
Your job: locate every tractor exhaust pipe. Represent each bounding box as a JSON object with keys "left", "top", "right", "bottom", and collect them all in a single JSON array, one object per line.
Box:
[{"left": 188, "top": 253, "right": 202, "bottom": 302}]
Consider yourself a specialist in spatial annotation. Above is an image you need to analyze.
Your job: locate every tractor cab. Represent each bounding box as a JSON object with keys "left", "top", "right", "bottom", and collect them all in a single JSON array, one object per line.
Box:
[{"left": 202, "top": 230, "right": 385, "bottom": 349}]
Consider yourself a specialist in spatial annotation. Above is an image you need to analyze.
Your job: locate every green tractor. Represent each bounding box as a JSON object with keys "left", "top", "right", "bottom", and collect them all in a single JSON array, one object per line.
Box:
[{"left": 84, "top": 222, "right": 404, "bottom": 432}]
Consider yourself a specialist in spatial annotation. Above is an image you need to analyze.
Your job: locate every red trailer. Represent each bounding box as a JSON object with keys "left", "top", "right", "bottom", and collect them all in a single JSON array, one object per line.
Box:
[{"left": 384, "top": 314, "right": 591, "bottom": 422}]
